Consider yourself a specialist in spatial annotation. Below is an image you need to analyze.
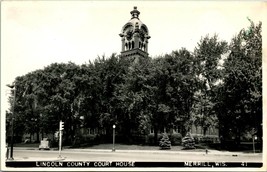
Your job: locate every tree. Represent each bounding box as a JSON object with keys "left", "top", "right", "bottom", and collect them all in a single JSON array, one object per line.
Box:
[
  {"left": 193, "top": 34, "right": 228, "bottom": 135},
  {"left": 6, "top": 20, "right": 261, "bottom": 148},
  {"left": 159, "top": 133, "right": 171, "bottom": 149},
  {"left": 218, "top": 20, "right": 262, "bottom": 145},
  {"left": 114, "top": 56, "right": 152, "bottom": 142},
  {"left": 7, "top": 62, "right": 83, "bottom": 143},
  {"left": 167, "top": 49, "right": 197, "bottom": 134},
  {"left": 144, "top": 48, "right": 196, "bottom": 143}
]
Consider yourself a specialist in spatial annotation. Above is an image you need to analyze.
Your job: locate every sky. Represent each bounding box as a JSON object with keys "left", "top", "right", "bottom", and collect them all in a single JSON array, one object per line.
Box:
[{"left": 1, "top": 1, "right": 266, "bottom": 120}]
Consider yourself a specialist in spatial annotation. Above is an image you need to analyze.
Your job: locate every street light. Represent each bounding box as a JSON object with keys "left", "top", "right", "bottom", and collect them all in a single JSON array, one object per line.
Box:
[
  {"left": 79, "top": 116, "right": 84, "bottom": 134},
  {"left": 252, "top": 128, "right": 256, "bottom": 154},
  {"left": 6, "top": 83, "right": 16, "bottom": 160},
  {"left": 112, "top": 125, "right": 116, "bottom": 152}
]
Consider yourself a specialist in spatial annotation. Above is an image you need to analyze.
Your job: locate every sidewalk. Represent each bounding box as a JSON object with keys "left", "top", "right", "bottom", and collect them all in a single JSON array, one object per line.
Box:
[{"left": 13, "top": 146, "right": 262, "bottom": 156}]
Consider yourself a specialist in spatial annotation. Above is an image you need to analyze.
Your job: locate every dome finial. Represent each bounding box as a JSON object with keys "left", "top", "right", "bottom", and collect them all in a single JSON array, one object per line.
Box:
[{"left": 130, "top": 6, "right": 140, "bottom": 19}]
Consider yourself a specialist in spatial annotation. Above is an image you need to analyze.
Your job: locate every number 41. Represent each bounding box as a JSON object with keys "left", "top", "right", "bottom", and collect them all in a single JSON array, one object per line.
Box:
[{"left": 241, "top": 162, "right": 247, "bottom": 166}]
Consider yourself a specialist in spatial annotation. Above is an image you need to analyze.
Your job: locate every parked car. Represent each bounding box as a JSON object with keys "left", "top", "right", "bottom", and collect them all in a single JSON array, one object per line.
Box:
[{"left": 39, "top": 138, "right": 50, "bottom": 150}]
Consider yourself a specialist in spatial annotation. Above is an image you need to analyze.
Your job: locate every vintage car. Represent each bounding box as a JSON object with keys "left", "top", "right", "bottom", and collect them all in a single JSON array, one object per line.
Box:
[{"left": 39, "top": 138, "right": 50, "bottom": 150}]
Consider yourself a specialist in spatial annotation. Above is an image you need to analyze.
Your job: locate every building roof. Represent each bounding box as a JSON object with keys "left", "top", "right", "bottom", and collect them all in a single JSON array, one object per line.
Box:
[{"left": 120, "top": 7, "right": 149, "bottom": 36}]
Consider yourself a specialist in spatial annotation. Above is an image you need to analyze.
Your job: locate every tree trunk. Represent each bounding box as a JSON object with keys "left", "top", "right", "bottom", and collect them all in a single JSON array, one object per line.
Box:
[
  {"left": 203, "top": 127, "right": 207, "bottom": 136},
  {"left": 41, "top": 130, "right": 44, "bottom": 140},
  {"left": 36, "top": 131, "right": 39, "bottom": 142},
  {"left": 235, "top": 128, "right": 241, "bottom": 147},
  {"left": 154, "top": 126, "right": 158, "bottom": 145}
]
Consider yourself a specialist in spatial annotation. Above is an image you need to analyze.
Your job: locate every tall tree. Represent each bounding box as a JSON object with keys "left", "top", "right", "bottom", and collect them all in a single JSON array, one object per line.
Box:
[
  {"left": 193, "top": 34, "right": 228, "bottom": 135},
  {"left": 143, "top": 48, "right": 197, "bottom": 143},
  {"left": 114, "top": 56, "right": 151, "bottom": 142},
  {"left": 218, "top": 20, "right": 262, "bottom": 144}
]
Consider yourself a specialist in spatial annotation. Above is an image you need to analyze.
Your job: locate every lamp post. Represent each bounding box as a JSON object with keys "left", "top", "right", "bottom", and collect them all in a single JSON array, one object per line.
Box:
[
  {"left": 112, "top": 125, "right": 116, "bottom": 152},
  {"left": 79, "top": 116, "right": 84, "bottom": 134},
  {"left": 252, "top": 128, "right": 255, "bottom": 154},
  {"left": 6, "top": 83, "right": 16, "bottom": 160}
]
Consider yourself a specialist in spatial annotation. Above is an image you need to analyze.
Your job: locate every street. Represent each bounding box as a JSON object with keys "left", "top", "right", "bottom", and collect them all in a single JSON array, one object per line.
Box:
[{"left": 9, "top": 148, "right": 262, "bottom": 162}]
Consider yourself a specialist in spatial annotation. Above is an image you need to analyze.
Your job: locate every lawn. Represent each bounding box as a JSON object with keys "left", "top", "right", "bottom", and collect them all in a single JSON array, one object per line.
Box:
[
  {"left": 14, "top": 143, "right": 39, "bottom": 147},
  {"left": 14, "top": 142, "right": 206, "bottom": 152},
  {"left": 74, "top": 143, "right": 208, "bottom": 152}
]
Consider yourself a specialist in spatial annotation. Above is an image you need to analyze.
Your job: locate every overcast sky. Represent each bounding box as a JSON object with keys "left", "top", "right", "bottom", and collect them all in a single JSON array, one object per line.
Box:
[{"left": 1, "top": 1, "right": 265, "bottom": 117}]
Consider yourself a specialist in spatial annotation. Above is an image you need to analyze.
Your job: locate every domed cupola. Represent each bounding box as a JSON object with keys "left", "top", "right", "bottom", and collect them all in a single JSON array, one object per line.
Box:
[{"left": 119, "top": 7, "right": 151, "bottom": 59}]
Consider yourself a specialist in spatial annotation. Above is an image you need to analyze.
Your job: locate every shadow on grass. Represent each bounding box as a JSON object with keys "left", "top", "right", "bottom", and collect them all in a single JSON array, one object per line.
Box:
[
  {"left": 14, "top": 143, "right": 39, "bottom": 147},
  {"left": 71, "top": 143, "right": 209, "bottom": 152},
  {"left": 208, "top": 142, "right": 263, "bottom": 153}
]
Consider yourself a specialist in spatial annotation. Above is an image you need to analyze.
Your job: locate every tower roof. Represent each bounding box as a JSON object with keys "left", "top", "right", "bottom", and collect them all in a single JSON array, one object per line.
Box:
[
  {"left": 130, "top": 6, "right": 140, "bottom": 19},
  {"left": 120, "top": 7, "right": 149, "bottom": 36},
  {"left": 119, "top": 6, "right": 150, "bottom": 58}
]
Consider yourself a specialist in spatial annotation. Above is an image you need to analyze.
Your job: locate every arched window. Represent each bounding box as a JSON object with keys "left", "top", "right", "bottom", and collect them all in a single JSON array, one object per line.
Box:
[
  {"left": 125, "top": 43, "right": 128, "bottom": 50},
  {"left": 141, "top": 25, "right": 148, "bottom": 34},
  {"left": 132, "top": 41, "right": 134, "bottom": 49}
]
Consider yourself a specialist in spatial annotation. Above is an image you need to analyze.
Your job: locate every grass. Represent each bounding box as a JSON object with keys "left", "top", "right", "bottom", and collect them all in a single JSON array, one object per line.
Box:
[
  {"left": 14, "top": 142, "right": 204, "bottom": 151},
  {"left": 14, "top": 143, "right": 39, "bottom": 147},
  {"left": 82, "top": 143, "right": 208, "bottom": 152}
]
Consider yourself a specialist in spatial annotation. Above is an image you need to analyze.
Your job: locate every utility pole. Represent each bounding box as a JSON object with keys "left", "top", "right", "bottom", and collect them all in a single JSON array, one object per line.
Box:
[
  {"left": 252, "top": 128, "right": 255, "bottom": 154},
  {"left": 112, "top": 125, "right": 116, "bottom": 152},
  {"left": 6, "top": 84, "right": 16, "bottom": 160},
  {"left": 58, "top": 120, "right": 64, "bottom": 159}
]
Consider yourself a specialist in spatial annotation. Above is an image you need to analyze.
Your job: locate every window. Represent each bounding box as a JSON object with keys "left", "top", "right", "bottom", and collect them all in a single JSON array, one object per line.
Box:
[{"left": 150, "top": 128, "right": 154, "bottom": 134}]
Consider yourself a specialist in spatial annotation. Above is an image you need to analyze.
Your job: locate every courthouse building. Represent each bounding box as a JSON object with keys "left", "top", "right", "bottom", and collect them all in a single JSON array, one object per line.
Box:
[{"left": 22, "top": 6, "right": 219, "bottom": 144}]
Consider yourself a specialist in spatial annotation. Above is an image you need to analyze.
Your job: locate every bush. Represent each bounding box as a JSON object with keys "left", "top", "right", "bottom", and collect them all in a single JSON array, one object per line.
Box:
[
  {"left": 147, "top": 133, "right": 163, "bottom": 145},
  {"left": 50, "top": 139, "right": 58, "bottom": 148},
  {"left": 159, "top": 134, "right": 171, "bottom": 149},
  {"left": 132, "top": 134, "right": 147, "bottom": 144},
  {"left": 170, "top": 133, "right": 182, "bottom": 145},
  {"left": 200, "top": 135, "right": 220, "bottom": 144},
  {"left": 83, "top": 134, "right": 97, "bottom": 143},
  {"left": 72, "top": 134, "right": 97, "bottom": 147},
  {"left": 182, "top": 132, "right": 195, "bottom": 149},
  {"left": 191, "top": 134, "right": 203, "bottom": 144},
  {"left": 191, "top": 134, "right": 220, "bottom": 144}
]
